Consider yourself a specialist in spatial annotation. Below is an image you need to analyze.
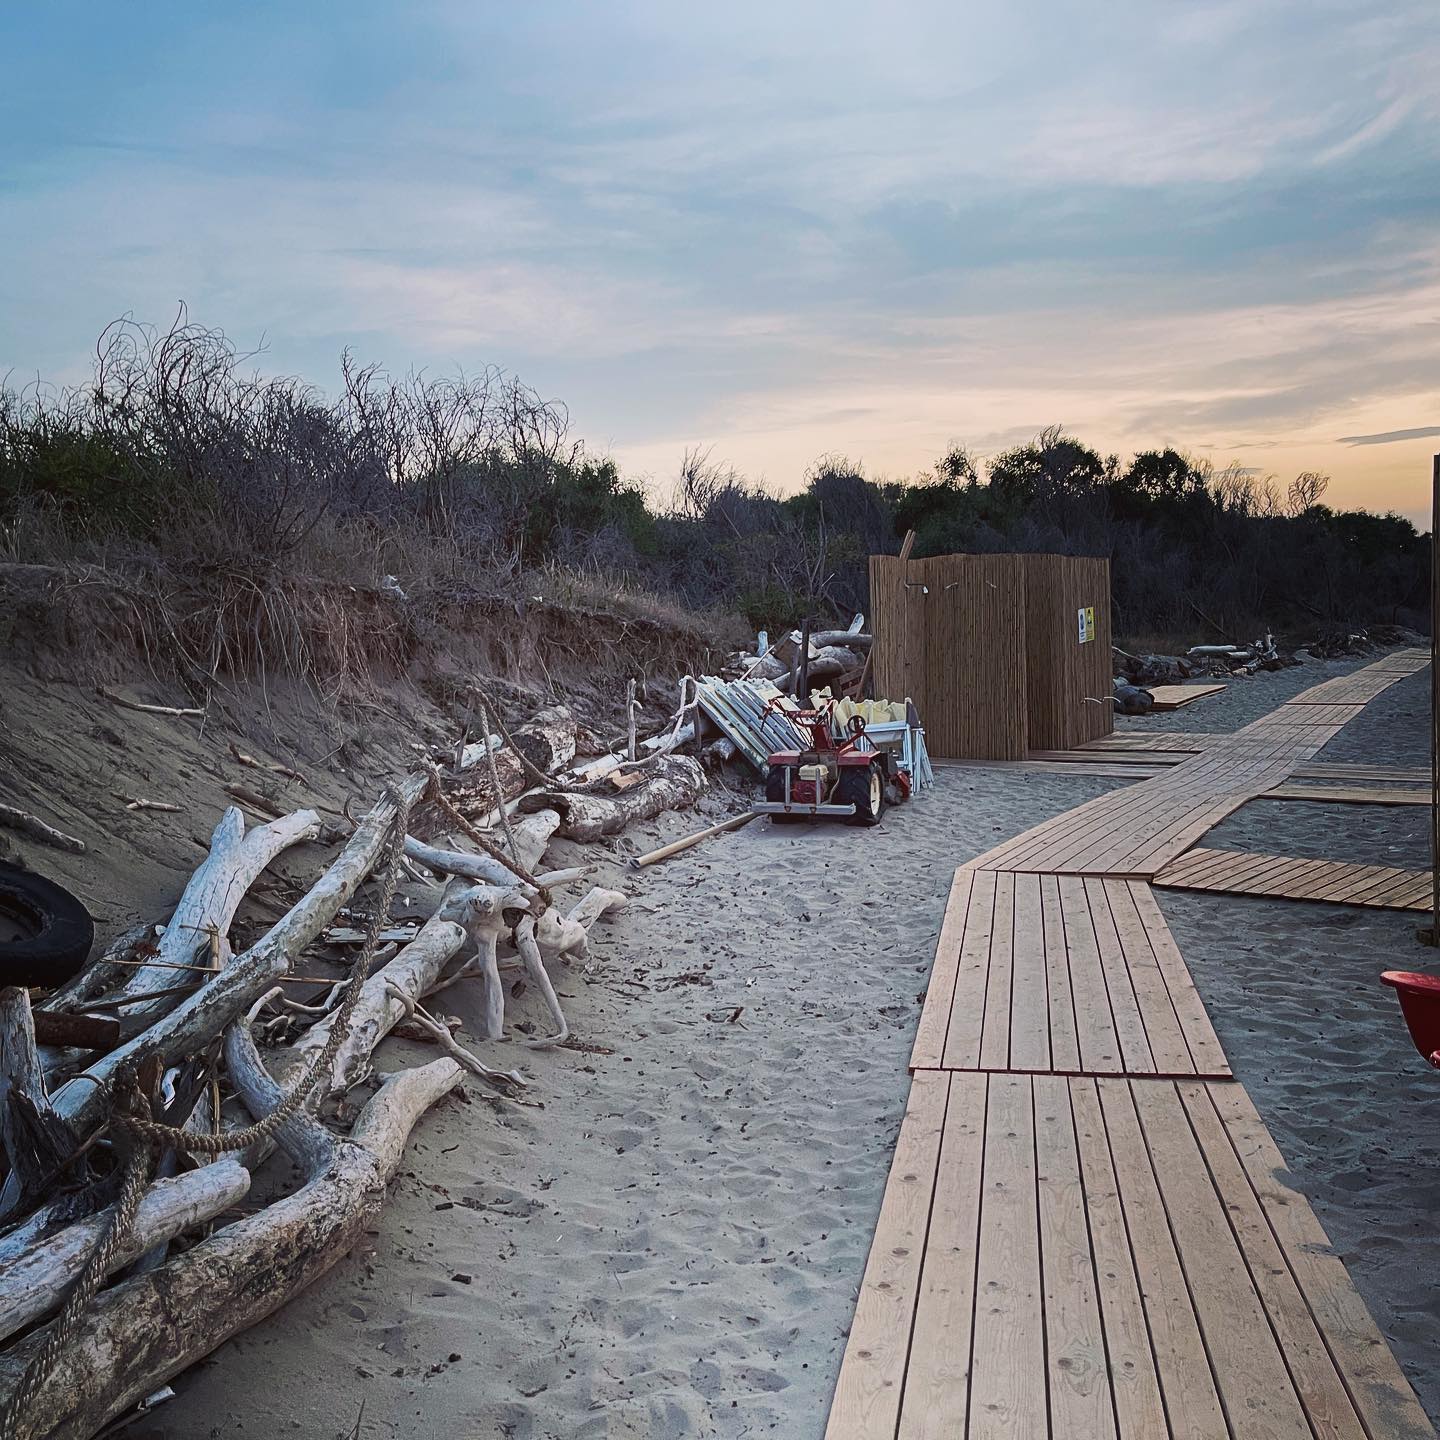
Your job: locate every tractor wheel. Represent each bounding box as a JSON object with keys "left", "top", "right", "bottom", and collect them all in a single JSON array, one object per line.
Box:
[
  {"left": 764, "top": 765, "right": 804, "bottom": 824},
  {"left": 837, "top": 761, "right": 885, "bottom": 827}
]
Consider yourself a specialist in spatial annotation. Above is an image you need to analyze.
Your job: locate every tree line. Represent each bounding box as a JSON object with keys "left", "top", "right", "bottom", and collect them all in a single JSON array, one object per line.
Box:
[{"left": 1, "top": 320, "right": 1427, "bottom": 644}]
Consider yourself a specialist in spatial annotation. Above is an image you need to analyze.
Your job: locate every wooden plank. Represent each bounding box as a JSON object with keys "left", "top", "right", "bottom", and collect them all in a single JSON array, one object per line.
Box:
[
  {"left": 1059, "top": 876, "right": 1123, "bottom": 1074},
  {"left": 1147, "top": 683, "right": 1226, "bottom": 711},
  {"left": 969, "top": 1074, "right": 1046, "bottom": 1437},
  {"left": 1007, "top": 874, "right": 1051, "bottom": 1072},
  {"left": 899, "top": 1072, "right": 986, "bottom": 1440},
  {"left": 1207, "top": 1083, "right": 1436, "bottom": 1439},
  {"left": 1102, "top": 880, "right": 1193, "bottom": 1075},
  {"left": 1177, "top": 1083, "right": 1368, "bottom": 1440},
  {"left": 1127, "top": 884, "right": 1229, "bottom": 1077},
  {"left": 825, "top": 1072, "right": 948, "bottom": 1440},
  {"left": 1034, "top": 1075, "right": 1117, "bottom": 1438},
  {"left": 1069, "top": 1079, "right": 1168, "bottom": 1437},
  {"left": 910, "top": 868, "right": 977, "bottom": 1070},
  {"left": 1097, "top": 1078, "right": 1229, "bottom": 1439},
  {"left": 941, "top": 871, "right": 999, "bottom": 1070},
  {"left": 1130, "top": 1081, "right": 1315, "bottom": 1437},
  {"left": 1153, "top": 851, "right": 1430, "bottom": 912},
  {"left": 1042, "top": 875, "right": 1077, "bottom": 1071},
  {"left": 1088, "top": 731, "right": 1220, "bottom": 752},
  {"left": 1030, "top": 748, "right": 1188, "bottom": 766},
  {"left": 1265, "top": 784, "right": 1430, "bottom": 806},
  {"left": 979, "top": 873, "right": 1017, "bottom": 1070},
  {"left": 1298, "top": 763, "right": 1431, "bottom": 783},
  {"left": 1084, "top": 877, "right": 1154, "bottom": 1074}
]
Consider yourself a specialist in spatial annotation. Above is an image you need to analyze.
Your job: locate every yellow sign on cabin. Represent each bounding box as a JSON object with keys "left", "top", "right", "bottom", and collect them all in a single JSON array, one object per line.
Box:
[{"left": 1077, "top": 606, "right": 1095, "bottom": 644}]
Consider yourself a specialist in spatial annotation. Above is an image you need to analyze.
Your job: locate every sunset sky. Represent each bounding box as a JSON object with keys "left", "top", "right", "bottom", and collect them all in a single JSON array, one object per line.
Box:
[{"left": 3, "top": 1, "right": 1437, "bottom": 522}]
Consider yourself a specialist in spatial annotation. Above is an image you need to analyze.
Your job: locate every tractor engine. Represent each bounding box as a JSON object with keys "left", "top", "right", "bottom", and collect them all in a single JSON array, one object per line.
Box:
[{"left": 787, "top": 758, "right": 835, "bottom": 806}]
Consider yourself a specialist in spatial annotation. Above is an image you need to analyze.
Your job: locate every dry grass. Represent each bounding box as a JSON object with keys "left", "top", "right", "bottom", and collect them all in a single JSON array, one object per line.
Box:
[{"left": 0, "top": 503, "right": 738, "bottom": 708}]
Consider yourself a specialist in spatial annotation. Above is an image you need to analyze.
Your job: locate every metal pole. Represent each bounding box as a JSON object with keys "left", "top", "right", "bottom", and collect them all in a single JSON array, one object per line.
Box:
[{"left": 1431, "top": 456, "right": 1438, "bottom": 942}]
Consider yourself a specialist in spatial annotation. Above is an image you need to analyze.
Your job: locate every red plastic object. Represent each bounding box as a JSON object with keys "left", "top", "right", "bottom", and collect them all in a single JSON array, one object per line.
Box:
[{"left": 1381, "top": 971, "right": 1440, "bottom": 1069}]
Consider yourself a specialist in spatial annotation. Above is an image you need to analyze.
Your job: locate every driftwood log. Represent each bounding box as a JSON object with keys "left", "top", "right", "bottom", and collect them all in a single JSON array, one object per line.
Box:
[
  {"left": 113, "top": 806, "right": 320, "bottom": 1025},
  {"left": 0, "top": 989, "right": 77, "bottom": 1220},
  {"left": 0, "top": 805, "right": 85, "bottom": 854},
  {"left": 0, "top": 1059, "right": 462, "bottom": 1440},
  {"left": 51, "top": 772, "right": 431, "bottom": 1137},
  {"left": 428, "top": 705, "right": 577, "bottom": 833},
  {"left": 403, "top": 809, "right": 561, "bottom": 885},
  {"left": 0, "top": 1162, "right": 252, "bottom": 1346},
  {"left": 271, "top": 913, "right": 468, "bottom": 1097},
  {"left": 519, "top": 754, "right": 706, "bottom": 842}
]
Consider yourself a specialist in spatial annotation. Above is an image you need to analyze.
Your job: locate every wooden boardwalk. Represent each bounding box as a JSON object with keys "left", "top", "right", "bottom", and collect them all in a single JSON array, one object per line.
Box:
[
  {"left": 824, "top": 1073, "right": 1434, "bottom": 1440},
  {"left": 909, "top": 870, "right": 1228, "bottom": 1078},
  {"left": 1148, "top": 682, "right": 1226, "bottom": 710},
  {"left": 826, "top": 650, "right": 1434, "bottom": 1438},
  {"left": 971, "top": 665, "right": 1424, "bottom": 877},
  {"left": 1155, "top": 847, "right": 1431, "bottom": 910}
]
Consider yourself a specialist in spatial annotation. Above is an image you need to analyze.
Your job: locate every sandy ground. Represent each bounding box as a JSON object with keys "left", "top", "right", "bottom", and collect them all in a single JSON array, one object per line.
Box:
[
  {"left": 136, "top": 763, "right": 1127, "bottom": 1440},
  {"left": 19, "top": 649, "right": 1438, "bottom": 1438},
  {"left": 1151, "top": 663, "right": 1439, "bottom": 1418}
]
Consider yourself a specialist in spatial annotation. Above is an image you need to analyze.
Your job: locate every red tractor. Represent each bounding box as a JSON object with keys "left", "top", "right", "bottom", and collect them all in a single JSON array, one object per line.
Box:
[{"left": 755, "top": 700, "right": 907, "bottom": 826}]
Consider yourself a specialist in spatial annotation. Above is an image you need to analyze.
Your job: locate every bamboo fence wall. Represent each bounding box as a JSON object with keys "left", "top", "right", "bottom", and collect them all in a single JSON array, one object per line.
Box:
[
  {"left": 870, "top": 551, "right": 1113, "bottom": 759},
  {"left": 1023, "top": 553, "right": 1114, "bottom": 750}
]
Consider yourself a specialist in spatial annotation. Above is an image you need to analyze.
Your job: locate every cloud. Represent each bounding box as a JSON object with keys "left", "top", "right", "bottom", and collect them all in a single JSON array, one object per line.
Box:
[
  {"left": 1, "top": 0, "right": 1439, "bottom": 521},
  {"left": 1337, "top": 426, "right": 1440, "bottom": 446}
]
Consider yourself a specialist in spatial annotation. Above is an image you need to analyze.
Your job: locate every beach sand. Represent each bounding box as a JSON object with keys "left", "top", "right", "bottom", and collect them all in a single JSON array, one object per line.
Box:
[{"left": 137, "top": 655, "right": 1439, "bottom": 1438}]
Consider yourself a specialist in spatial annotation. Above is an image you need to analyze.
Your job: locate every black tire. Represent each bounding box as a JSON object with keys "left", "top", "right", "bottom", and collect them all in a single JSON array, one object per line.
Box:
[
  {"left": 0, "top": 862, "right": 94, "bottom": 988},
  {"left": 837, "top": 761, "right": 886, "bottom": 827},
  {"left": 764, "top": 765, "right": 805, "bottom": 824}
]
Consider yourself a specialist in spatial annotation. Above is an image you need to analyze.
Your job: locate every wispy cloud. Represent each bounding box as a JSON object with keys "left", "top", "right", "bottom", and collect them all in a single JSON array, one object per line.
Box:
[{"left": 1338, "top": 426, "right": 1440, "bottom": 446}]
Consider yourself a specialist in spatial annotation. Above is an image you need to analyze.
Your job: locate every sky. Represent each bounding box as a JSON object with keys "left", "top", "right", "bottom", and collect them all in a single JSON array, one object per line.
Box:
[{"left": 2, "top": 1, "right": 1438, "bottom": 522}]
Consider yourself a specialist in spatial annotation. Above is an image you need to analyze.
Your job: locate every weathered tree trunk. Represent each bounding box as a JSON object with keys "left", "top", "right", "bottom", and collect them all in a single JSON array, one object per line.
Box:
[
  {"left": 519, "top": 755, "right": 706, "bottom": 842},
  {"left": 269, "top": 914, "right": 467, "bottom": 1098},
  {"left": 0, "top": 1059, "right": 462, "bottom": 1440},
  {"left": 0, "top": 1161, "right": 251, "bottom": 1345},
  {"left": 51, "top": 772, "right": 430, "bottom": 1137},
  {"left": 426, "top": 706, "right": 577, "bottom": 833},
  {"left": 0, "top": 989, "right": 77, "bottom": 1221},
  {"left": 810, "top": 630, "right": 872, "bottom": 651},
  {"left": 113, "top": 807, "right": 321, "bottom": 1025}
]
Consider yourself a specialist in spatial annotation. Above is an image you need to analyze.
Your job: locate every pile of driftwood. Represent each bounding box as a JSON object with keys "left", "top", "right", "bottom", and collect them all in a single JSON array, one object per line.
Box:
[
  {"left": 0, "top": 702, "right": 706, "bottom": 1439},
  {"left": 731, "top": 617, "right": 872, "bottom": 698}
]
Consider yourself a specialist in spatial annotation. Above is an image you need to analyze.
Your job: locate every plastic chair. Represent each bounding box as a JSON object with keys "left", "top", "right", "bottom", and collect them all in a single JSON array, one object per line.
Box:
[{"left": 1381, "top": 971, "right": 1440, "bottom": 1069}]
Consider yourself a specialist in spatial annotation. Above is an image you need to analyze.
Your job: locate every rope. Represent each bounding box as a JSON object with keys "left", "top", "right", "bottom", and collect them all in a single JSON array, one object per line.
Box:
[
  {"left": 422, "top": 763, "right": 552, "bottom": 910},
  {"left": 479, "top": 702, "right": 523, "bottom": 860},
  {"left": 0, "top": 1121, "right": 150, "bottom": 1436},
  {"left": 0, "top": 784, "right": 413, "bottom": 1434}
]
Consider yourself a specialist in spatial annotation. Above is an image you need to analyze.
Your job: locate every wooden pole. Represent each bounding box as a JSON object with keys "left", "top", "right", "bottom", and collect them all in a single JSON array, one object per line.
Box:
[{"left": 629, "top": 811, "right": 758, "bottom": 869}]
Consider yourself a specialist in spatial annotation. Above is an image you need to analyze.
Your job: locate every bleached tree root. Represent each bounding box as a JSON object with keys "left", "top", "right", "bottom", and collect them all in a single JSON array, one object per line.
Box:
[
  {"left": 0, "top": 1059, "right": 462, "bottom": 1440},
  {"left": 382, "top": 985, "right": 525, "bottom": 1086}
]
